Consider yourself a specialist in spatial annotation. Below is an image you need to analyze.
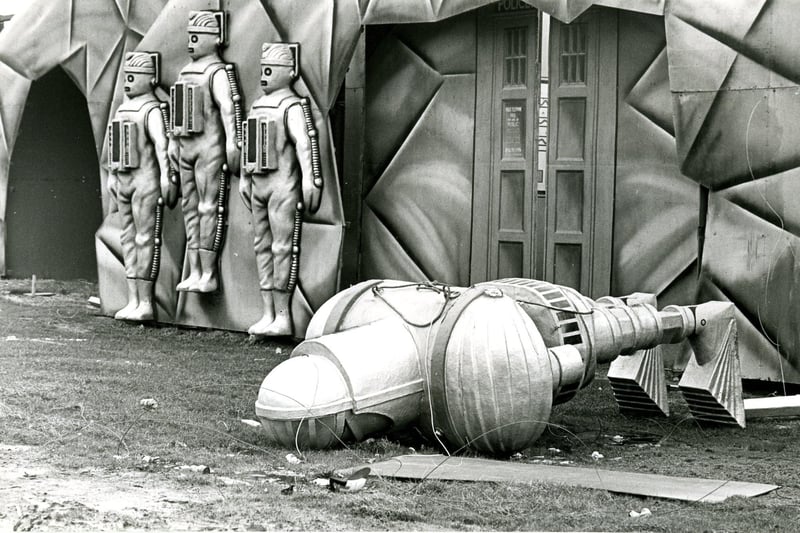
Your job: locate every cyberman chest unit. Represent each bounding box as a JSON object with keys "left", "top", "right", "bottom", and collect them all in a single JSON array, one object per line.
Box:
[
  {"left": 242, "top": 116, "right": 278, "bottom": 173},
  {"left": 107, "top": 119, "right": 139, "bottom": 171},
  {"left": 170, "top": 81, "right": 205, "bottom": 136}
]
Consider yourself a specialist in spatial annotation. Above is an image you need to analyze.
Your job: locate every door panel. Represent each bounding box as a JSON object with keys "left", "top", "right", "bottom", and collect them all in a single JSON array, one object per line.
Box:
[
  {"left": 471, "top": 5, "right": 539, "bottom": 283},
  {"left": 546, "top": 9, "right": 616, "bottom": 297},
  {"left": 546, "top": 18, "right": 593, "bottom": 292}
]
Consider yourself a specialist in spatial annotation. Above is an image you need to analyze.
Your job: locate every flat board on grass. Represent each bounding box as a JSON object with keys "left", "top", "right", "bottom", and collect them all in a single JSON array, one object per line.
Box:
[
  {"left": 745, "top": 396, "right": 800, "bottom": 419},
  {"left": 368, "top": 455, "right": 778, "bottom": 503}
]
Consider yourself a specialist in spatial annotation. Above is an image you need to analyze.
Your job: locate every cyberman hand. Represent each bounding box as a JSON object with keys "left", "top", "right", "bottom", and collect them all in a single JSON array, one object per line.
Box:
[
  {"left": 107, "top": 174, "right": 119, "bottom": 214},
  {"left": 238, "top": 174, "right": 253, "bottom": 212},
  {"left": 226, "top": 140, "right": 241, "bottom": 176},
  {"left": 160, "top": 170, "right": 180, "bottom": 209},
  {"left": 302, "top": 177, "right": 322, "bottom": 214}
]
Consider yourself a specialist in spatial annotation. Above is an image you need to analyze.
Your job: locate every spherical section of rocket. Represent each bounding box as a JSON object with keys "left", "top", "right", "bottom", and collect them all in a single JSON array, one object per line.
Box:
[{"left": 426, "top": 287, "right": 554, "bottom": 455}]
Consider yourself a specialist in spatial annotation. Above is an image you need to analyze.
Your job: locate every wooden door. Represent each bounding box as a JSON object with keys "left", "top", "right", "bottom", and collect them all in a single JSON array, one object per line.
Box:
[
  {"left": 545, "top": 9, "right": 616, "bottom": 297},
  {"left": 471, "top": 4, "right": 540, "bottom": 282}
]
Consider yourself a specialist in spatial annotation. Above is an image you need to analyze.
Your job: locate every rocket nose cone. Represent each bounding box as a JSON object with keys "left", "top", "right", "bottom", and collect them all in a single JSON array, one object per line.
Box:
[{"left": 255, "top": 355, "right": 351, "bottom": 449}]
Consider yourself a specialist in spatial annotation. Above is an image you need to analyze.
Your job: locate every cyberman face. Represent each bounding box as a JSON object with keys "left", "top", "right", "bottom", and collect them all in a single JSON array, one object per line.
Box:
[
  {"left": 260, "top": 63, "right": 293, "bottom": 94},
  {"left": 187, "top": 31, "right": 218, "bottom": 60},
  {"left": 124, "top": 71, "right": 152, "bottom": 97}
]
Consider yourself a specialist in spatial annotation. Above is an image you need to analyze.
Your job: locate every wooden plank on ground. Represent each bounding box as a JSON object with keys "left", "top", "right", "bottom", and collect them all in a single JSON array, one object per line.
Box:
[
  {"left": 745, "top": 396, "right": 800, "bottom": 419},
  {"left": 367, "top": 455, "right": 778, "bottom": 503}
]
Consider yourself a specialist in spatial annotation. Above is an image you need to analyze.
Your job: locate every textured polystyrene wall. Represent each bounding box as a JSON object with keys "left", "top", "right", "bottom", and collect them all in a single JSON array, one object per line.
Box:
[
  {"left": 0, "top": 62, "right": 30, "bottom": 275},
  {"left": 665, "top": 0, "right": 800, "bottom": 382},
  {"left": 361, "top": 13, "right": 477, "bottom": 286},
  {"left": 0, "top": 0, "right": 166, "bottom": 276},
  {"left": 613, "top": 11, "right": 697, "bottom": 368}
]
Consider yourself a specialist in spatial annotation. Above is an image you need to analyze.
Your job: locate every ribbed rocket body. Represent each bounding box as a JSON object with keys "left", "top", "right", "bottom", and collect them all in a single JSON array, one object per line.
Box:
[{"left": 255, "top": 279, "right": 742, "bottom": 454}]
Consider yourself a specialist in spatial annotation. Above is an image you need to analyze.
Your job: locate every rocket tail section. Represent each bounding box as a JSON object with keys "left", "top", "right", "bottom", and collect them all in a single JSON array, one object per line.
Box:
[{"left": 680, "top": 302, "right": 745, "bottom": 428}]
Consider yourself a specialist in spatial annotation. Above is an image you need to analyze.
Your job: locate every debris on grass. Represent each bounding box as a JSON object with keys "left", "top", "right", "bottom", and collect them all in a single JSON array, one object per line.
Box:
[
  {"left": 591, "top": 451, "right": 604, "bottom": 461},
  {"left": 629, "top": 508, "right": 652, "bottom": 518},
  {"left": 606, "top": 433, "right": 661, "bottom": 446},
  {"left": 240, "top": 419, "right": 261, "bottom": 428},
  {"left": 285, "top": 453, "right": 302, "bottom": 465},
  {"left": 176, "top": 465, "right": 211, "bottom": 474},
  {"left": 280, "top": 485, "right": 294, "bottom": 495},
  {"left": 325, "top": 467, "right": 370, "bottom": 493},
  {"left": 86, "top": 296, "right": 101, "bottom": 308},
  {"left": 261, "top": 470, "right": 303, "bottom": 484},
  {"left": 139, "top": 398, "right": 158, "bottom": 410},
  {"left": 25, "top": 276, "right": 56, "bottom": 298},
  {"left": 160, "top": 497, "right": 190, "bottom": 504},
  {"left": 333, "top": 477, "right": 366, "bottom": 492},
  {"left": 217, "top": 476, "right": 252, "bottom": 486},
  {"left": 3, "top": 336, "right": 85, "bottom": 344}
]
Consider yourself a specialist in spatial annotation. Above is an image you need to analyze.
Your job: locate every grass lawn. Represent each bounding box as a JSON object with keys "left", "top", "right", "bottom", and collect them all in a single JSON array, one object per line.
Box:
[{"left": 1, "top": 279, "right": 799, "bottom": 531}]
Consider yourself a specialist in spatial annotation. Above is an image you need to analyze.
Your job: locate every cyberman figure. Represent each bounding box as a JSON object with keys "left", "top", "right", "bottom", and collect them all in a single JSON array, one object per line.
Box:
[
  {"left": 240, "top": 43, "right": 323, "bottom": 337},
  {"left": 168, "top": 10, "right": 242, "bottom": 293},
  {"left": 107, "top": 52, "right": 176, "bottom": 321}
]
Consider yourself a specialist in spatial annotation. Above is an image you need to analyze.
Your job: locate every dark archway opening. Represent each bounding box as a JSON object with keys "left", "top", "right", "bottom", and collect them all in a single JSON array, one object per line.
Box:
[{"left": 6, "top": 66, "right": 102, "bottom": 280}]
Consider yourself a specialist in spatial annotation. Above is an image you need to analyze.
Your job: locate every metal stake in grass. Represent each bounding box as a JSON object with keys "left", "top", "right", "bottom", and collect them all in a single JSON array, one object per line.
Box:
[{"left": 27, "top": 274, "right": 55, "bottom": 297}]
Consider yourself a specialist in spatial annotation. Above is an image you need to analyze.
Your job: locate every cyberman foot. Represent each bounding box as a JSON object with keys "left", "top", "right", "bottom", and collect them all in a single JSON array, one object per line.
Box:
[
  {"left": 248, "top": 314, "right": 277, "bottom": 336},
  {"left": 128, "top": 280, "right": 155, "bottom": 321},
  {"left": 115, "top": 278, "right": 139, "bottom": 320},
  {"left": 114, "top": 300, "right": 139, "bottom": 320},
  {"left": 248, "top": 290, "right": 276, "bottom": 336},
  {"left": 195, "top": 273, "right": 218, "bottom": 293},
  {"left": 195, "top": 250, "right": 219, "bottom": 293},
  {"left": 177, "top": 249, "right": 202, "bottom": 291},
  {"left": 176, "top": 275, "right": 201, "bottom": 292},
  {"left": 261, "top": 315, "right": 292, "bottom": 336},
  {"left": 259, "top": 290, "right": 292, "bottom": 336},
  {"left": 128, "top": 302, "right": 155, "bottom": 322}
]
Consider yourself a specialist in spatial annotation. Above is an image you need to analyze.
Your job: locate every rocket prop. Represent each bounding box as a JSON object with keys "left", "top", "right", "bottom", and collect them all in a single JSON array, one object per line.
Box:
[{"left": 255, "top": 278, "right": 744, "bottom": 455}]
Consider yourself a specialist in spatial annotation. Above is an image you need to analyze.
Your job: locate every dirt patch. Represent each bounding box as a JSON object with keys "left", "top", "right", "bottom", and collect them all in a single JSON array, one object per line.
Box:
[{"left": 0, "top": 444, "right": 223, "bottom": 530}]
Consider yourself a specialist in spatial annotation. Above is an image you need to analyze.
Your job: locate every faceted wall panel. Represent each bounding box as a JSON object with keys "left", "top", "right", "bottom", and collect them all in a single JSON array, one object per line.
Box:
[
  {"left": 362, "top": 12, "right": 477, "bottom": 286},
  {"left": 614, "top": 12, "right": 698, "bottom": 368},
  {"left": 614, "top": 12, "right": 697, "bottom": 301},
  {"left": 666, "top": 0, "right": 800, "bottom": 381},
  {"left": 699, "top": 194, "right": 800, "bottom": 382}
]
